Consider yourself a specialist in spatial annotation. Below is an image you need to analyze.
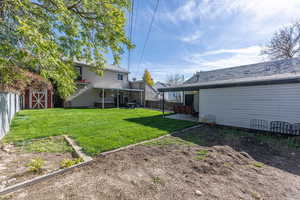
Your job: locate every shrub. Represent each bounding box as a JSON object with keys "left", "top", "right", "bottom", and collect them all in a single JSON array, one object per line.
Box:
[
  {"left": 27, "top": 158, "right": 44, "bottom": 172},
  {"left": 60, "top": 158, "right": 84, "bottom": 168}
]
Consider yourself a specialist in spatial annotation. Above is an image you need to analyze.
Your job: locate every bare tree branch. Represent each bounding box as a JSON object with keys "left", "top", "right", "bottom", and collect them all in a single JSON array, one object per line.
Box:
[{"left": 262, "top": 21, "right": 300, "bottom": 60}]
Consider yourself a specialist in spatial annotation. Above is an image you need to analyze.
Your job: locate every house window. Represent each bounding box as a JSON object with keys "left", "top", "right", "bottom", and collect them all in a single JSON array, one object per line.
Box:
[
  {"left": 117, "top": 73, "right": 123, "bottom": 80},
  {"left": 75, "top": 66, "right": 82, "bottom": 81}
]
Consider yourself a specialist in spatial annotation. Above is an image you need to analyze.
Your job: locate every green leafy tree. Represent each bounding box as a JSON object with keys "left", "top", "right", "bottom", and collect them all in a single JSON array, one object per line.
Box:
[
  {"left": 143, "top": 69, "right": 154, "bottom": 86},
  {"left": 0, "top": 0, "right": 133, "bottom": 98}
]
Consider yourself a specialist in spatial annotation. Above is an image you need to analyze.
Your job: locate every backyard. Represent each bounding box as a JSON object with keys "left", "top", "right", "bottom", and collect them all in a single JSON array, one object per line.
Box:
[
  {"left": 3, "top": 108, "right": 196, "bottom": 156},
  {"left": 3, "top": 125, "right": 300, "bottom": 200}
]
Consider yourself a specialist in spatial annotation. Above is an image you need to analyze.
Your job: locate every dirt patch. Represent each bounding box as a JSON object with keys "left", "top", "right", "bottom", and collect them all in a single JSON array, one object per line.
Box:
[
  {"left": 4, "top": 126, "right": 300, "bottom": 200},
  {"left": 0, "top": 136, "right": 74, "bottom": 189}
]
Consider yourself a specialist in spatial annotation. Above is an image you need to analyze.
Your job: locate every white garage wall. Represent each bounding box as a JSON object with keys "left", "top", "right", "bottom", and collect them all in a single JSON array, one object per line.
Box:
[{"left": 199, "top": 83, "right": 300, "bottom": 129}]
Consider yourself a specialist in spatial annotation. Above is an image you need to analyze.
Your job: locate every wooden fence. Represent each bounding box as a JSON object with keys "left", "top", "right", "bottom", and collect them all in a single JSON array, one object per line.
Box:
[{"left": 145, "top": 100, "right": 179, "bottom": 111}]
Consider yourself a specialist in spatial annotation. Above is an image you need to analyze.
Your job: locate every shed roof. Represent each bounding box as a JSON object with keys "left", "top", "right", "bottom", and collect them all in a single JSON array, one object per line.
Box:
[
  {"left": 184, "top": 57, "right": 300, "bottom": 85},
  {"left": 159, "top": 58, "right": 300, "bottom": 92}
]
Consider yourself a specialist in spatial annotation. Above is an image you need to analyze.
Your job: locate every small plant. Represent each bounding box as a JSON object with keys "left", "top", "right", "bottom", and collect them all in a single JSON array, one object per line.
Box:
[
  {"left": 27, "top": 158, "right": 44, "bottom": 173},
  {"left": 152, "top": 176, "right": 164, "bottom": 185},
  {"left": 195, "top": 149, "right": 209, "bottom": 160},
  {"left": 223, "top": 162, "right": 233, "bottom": 167},
  {"left": 252, "top": 162, "right": 264, "bottom": 168},
  {"left": 60, "top": 158, "right": 84, "bottom": 168},
  {"left": 251, "top": 191, "right": 261, "bottom": 200}
]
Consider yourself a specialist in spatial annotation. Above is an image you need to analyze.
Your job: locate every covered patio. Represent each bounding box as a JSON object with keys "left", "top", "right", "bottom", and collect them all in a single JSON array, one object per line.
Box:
[
  {"left": 93, "top": 87, "right": 144, "bottom": 109},
  {"left": 159, "top": 86, "right": 199, "bottom": 118}
]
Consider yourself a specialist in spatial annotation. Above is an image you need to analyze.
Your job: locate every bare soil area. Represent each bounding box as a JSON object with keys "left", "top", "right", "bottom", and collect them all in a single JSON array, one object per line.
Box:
[
  {"left": 3, "top": 126, "right": 300, "bottom": 200},
  {"left": 0, "top": 136, "right": 74, "bottom": 189}
]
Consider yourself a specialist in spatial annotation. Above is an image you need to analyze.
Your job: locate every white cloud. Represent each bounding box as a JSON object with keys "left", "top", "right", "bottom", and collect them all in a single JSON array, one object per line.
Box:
[
  {"left": 184, "top": 45, "right": 266, "bottom": 70},
  {"left": 196, "top": 46, "right": 261, "bottom": 57},
  {"left": 166, "top": 0, "right": 300, "bottom": 23},
  {"left": 179, "top": 31, "right": 202, "bottom": 43},
  {"left": 163, "top": 0, "right": 300, "bottom": 43}
]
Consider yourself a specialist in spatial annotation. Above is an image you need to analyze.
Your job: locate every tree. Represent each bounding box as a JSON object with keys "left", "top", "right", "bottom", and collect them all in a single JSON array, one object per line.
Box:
[
  {"left": 262, "top": 21, "right": 300, "bottom": 60},
  {"left": 166, "top": 74, "right": 185, "bottom": 86},
  {"left": 0, "top": 0, "right": 133, "bottom": 98},
  {"left": 166, "top": 74, "right": 184, "bottom": 102},
  {"left": 143, "top": 69, "right": 154, "bottom": 86}
]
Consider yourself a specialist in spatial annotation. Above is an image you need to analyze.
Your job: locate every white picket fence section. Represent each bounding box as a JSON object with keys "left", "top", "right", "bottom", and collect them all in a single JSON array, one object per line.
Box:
[{"left": 0, "top": 92, "right": 20, "bottom": 139}]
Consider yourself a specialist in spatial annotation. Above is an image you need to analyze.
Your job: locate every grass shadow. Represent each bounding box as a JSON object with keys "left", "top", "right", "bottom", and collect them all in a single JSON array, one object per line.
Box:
[{"left": 124, "top": 114, "right": 198, "bottom": 133}]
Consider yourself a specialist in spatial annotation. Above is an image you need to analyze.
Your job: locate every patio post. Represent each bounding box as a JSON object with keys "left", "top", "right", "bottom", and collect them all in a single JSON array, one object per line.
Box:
[
  {"left": 140, "top": 91, "right": 143, "bottom": 107},
  {"left": 102, "top": 88, "right": 104, "bottom": 109},
  {"left": 162, "top": 91, "right": 165, "bottom": 118},
  {"left": 117, "top": 89, "right": 119, "bottom": 108},
  {"left": 183, "top": 91, "right": 185, "bottom": 105}
]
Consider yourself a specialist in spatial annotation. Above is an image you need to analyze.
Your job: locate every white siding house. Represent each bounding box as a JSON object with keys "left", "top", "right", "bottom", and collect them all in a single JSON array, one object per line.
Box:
[
  {"left": 65, "top": 63, "right": 144, "bottom": 108},
  {"left": 158, "top": 57, "right": 300, "bottom": 134}
]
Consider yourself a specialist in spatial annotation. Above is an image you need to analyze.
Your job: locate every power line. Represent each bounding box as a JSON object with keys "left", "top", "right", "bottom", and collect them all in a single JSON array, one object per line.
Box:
[
  {"left": 135, "top": 0, "right": 160, "bottom": 77},
  {"left": 127, "top": 0, "right": 134, "bottom": 71}
]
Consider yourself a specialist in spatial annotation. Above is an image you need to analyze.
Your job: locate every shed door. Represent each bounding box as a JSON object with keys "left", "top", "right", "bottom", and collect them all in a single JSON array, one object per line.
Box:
[
  {"left": 30, "top": 89, "right": 48, "bottom": 109},
  {"left": 185, "top": 94, "right": 194, "bottom": 107}
]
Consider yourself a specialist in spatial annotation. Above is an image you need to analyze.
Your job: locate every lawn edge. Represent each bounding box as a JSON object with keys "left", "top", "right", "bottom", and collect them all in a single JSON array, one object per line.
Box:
[
  {"left": 0, "top": 124, "right": 201, "bottom": 196},
  {"left": 98, "top": 124, "right": 202, "bottom": 157},
  {"left": 63, "top": 135, "right": 92, "bottom": 162}
]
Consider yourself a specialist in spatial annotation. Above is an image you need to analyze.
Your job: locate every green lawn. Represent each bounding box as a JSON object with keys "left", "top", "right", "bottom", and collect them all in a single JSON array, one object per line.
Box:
[{"left": 4, "top": 108, "right": 196, "bottom": 156}]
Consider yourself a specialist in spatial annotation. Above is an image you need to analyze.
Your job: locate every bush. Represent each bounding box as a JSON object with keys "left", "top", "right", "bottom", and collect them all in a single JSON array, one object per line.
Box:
[
  {"left": 27, "top": 158, "right": 44, "bottom": 172},
  {"left": 60, "top": 158, "right": 83, "bottom": 168}
]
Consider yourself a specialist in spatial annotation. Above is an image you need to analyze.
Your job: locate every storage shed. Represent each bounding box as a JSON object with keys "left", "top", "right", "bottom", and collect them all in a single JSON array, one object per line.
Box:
[
  {"left": 159, "top": 58, "right": 300, "bottom": 134},
  {"left": 22, "top": 72, "right": 53, "bottom": 109}
]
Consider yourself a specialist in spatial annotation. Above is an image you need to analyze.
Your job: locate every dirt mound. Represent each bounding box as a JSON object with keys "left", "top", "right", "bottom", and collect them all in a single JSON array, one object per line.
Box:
[{"left": 5, "top": 137, "right": 300, "bottom": 200}]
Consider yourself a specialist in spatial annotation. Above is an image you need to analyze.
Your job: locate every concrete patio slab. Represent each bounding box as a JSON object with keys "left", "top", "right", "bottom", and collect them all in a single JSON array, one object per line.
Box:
[{"left": 166, "top": 114, "right": 199, "bottom": 122}]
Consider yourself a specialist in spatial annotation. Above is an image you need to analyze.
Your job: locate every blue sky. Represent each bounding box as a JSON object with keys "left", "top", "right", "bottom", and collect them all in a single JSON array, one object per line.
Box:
[{"left": 116, "top": 0, "right": 300, "bottom": 82}]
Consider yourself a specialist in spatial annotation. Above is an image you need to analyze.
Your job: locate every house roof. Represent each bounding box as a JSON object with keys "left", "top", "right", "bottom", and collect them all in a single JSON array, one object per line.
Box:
[
  {"left": 154, "top": 82, "right": 171, "bottom": 89},
  {"left": 159, "top": 57, "right": 300, "bottom": 92},
  {"left": 74, "top": 61, "right": 129, "bottom": 74},
  {"left": 131, "top": 80, "right": 160, "bottom": 94}
]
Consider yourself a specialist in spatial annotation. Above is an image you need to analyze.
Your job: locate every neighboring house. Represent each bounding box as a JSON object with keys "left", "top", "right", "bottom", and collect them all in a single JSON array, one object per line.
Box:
[
  {"left": 130, "top": 80, "right": 160, "bottom": 104},
  {"left": 65, "top": 62, "right": 144, "bottom": 108},
  {"left": 159, "top": 57, "right": 300, "bottom": 133},
  {"left": 154, "top": 82, "right": 183, "bottom": 102}
]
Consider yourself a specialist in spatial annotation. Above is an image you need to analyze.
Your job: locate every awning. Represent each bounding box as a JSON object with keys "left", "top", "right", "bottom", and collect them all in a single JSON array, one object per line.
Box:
[{"left": 93, "top": 86, "right": 144, "bottom": 92}]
